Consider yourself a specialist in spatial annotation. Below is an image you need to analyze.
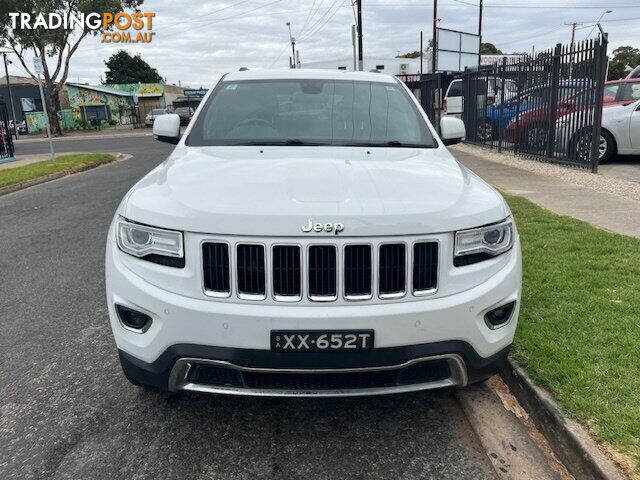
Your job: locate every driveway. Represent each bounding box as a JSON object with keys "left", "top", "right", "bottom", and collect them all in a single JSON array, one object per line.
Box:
[{"left": 1, "top": 136, "right": 496, "bottom": 479}]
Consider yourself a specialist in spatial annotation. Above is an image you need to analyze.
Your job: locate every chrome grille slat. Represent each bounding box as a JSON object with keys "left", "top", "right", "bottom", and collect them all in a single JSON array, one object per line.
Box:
[
  {"left": 201, "top": 238, "right": 438, "bottom": 303},
  {"left": 308, "top": 245, "right": 337, "bottom": 300},
  {"left": 236, "top": 244, "right": 266, "bottom": 298},
  {"left": 379, "top": 244, "right": 406, "bottom": 297},
  {"left": 202, "top": 243, "right": 230, "bottom": 296},
  {"left": 273, "top": 245, "right": 301, "bottom": 300},
  {"left": 344, "top": 245, "right": 372, "bottom": 299},
  {"left": 413, "top": 242, "right": 439, "bottom": 294}
]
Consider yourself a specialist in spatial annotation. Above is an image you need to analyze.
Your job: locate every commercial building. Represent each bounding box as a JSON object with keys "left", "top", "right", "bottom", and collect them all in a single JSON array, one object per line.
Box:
[{"left": 0, "top": 75, "right": 69, "bottom": 124}]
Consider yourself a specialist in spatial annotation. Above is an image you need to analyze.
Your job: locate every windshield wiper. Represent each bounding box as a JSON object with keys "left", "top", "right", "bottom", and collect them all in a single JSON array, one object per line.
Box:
[
  {"left": 382, "top": 140, "right": 430, "bottom": 148},
  {"left": 225, "top": 139, "right": 323, "bottom": 146},
  {"left": 337, "top": 141, "right": 433, "bottom": 148}
]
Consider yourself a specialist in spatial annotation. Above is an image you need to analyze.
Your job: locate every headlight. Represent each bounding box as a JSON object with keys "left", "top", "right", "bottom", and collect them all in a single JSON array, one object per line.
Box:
[
  {"left": 116, "top": 217, "right": 184, "bottom": 267},
  {"left": 454, "top": 217, "right": 514, "bottom": 266}
]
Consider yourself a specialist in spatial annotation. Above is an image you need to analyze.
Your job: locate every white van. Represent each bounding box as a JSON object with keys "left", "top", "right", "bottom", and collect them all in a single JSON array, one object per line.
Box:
[{"left": 443, "top": 78, "right": 517, "bottom": 118}]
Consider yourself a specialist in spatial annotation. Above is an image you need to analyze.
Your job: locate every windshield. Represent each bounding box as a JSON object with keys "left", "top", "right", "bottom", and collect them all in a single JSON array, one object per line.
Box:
[
  {"left": 187, "top": 79, "right": 436, "bottom": 147},
  {"left": 152, "top": 109, "right": 167, "bottom": 115},
  {"left": 174, "top": 108, "right": 190, "bottom": 114}
]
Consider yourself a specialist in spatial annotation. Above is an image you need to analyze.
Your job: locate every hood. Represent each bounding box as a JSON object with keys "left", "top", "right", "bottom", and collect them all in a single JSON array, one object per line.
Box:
[{"left": 124, "top": 145, "right": 508, "bottom": 236}]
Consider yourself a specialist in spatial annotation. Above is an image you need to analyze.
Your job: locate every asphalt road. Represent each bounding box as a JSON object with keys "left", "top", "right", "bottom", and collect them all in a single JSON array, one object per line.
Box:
[{"left": 1, "top": 135, "right": 497, "bottom": 479}]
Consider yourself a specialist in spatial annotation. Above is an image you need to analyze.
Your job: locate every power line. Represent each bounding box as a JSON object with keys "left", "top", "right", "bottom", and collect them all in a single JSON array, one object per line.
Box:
[
  {"left": 159, "top": 0, "right": 287, "bottom": 37},
  {"left": 300, "top": 0, "right": 346, "bottom": 41},
  {"left": 298, "top": 0, "right": 321, "bottom": 37},
  {"left": 372, "top": 0, "right": 640, "bottom": 8},
  {"left": 299, "top": 0, "right": 343, "bottom": 40}
]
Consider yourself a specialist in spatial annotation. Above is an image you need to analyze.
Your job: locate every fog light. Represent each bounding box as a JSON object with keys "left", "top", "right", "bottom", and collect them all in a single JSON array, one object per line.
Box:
[
  {"left": 116, "top": 304, "right": 152, "bottom": 333},
  {"left": 484, "top": 301, "right": 516, "bottom": 329}
]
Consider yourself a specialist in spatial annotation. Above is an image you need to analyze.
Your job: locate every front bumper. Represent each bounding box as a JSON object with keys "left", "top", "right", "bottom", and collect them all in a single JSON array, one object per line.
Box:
[
  {"left": 106, "top": 235, "right": 521, "bottom": 396},
  {"left": 119, "top": 341, "right": 511, "bottom": 397}
]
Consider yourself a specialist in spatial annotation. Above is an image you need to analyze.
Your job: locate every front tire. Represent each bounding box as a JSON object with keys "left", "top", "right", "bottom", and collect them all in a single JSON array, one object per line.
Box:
[
  {"left": 571, "top": 129, "right": 615, "bottom": 164},
  {"left": 522, "top": 123, "right": 547, "bottom": 152},
  {"left": 476, "top": 119, "right": 495, "bottom": 142}
]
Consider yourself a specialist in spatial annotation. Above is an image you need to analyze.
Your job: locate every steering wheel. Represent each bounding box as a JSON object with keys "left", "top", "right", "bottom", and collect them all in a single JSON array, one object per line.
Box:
[{"left": 235, "top": 117, "right": 273, "bottom": 129}]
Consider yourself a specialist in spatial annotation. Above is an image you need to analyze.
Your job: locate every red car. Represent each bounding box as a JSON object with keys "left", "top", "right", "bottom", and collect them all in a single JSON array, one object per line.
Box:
[
  {"left": 602, "top": 78, "right": 640, "bottom": 107},
  {"left": 503, "top": 98, "right": 580, "bottom": 149}
]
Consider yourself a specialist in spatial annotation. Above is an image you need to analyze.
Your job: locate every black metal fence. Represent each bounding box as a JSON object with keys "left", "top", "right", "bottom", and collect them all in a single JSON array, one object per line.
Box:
[
  {"left": 461, "top": 37, "right": 608, "bottom": 172},
  {"left": 398, "top": 73, "right": 454, "bottom": 133},
  {"left": 0, "top": 102, "right": 15, "bottom": 160}
]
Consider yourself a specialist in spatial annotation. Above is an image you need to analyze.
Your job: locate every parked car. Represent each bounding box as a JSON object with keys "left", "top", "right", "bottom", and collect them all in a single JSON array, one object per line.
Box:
[
  {"left": 602, "top": 78, "right": 640, "bottom": 107},
  {"left": 8, "top": 120, "right": 27, "bottom": 135},
  {"left": 107, "top": 69, "right": 521, "bottom": 397},
  {"left": 173, "top": 107, "right": 194, "bottom": 126},
  {"left": 144, "top": 108, "right": 168, "bottom": 127},
  {"left": 443, "top": 77, "right": 517, "bottom": 119},
  {"left": 556, "top": 99, "right": 640, "bottom": 163},
  {"left": 477, "top": 81, "right": 586, "bottom": 142}
]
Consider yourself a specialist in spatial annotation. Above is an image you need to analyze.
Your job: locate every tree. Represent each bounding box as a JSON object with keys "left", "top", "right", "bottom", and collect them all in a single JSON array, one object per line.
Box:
[
  {"left": 397, "top": 40, "right": 503, "bottom": 59},
  {"left": 0, "top": 0, "right": 142, "bottom": 135},
  {"left": 104, "top": 50, "right": 162, "bottom": 83},
  {"left": 396, "top": 51, "right": 422, "bottom": 59},
  {"left": 481, "top": 43, "right": 503, "bottom": 55},
  {"left": 607, "top": 46, "right": 640, "bottom": 80}
]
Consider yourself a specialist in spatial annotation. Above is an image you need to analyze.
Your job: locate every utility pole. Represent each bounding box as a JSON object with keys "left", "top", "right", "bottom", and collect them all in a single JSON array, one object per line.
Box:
[
  {"left": 565, "top": 22, "right": 583, "bottom": 79},
  {"left": 431, "top": 0, "right": 438, "bottom": 75},
  {"left": 1, "top": 50, "right": 19, "bottom": 139},
  {"left": 478, "top": 0, "right": 483, "bottom": 69},
  {"left": 286, "top": 22, "right": 296, "bottom": 69},
  {"left": 432, "top": 0, "right": 439, "bottom": 133},
  {"left": 351, "top": 24, "right": 357, "bottom": 71},
  {"left": 33, "top": 56, "right": 55, "bottom": 164},
  {"left": 356, "top": 0, "right": 363, "bottom": 71},
  {"left": 420, "top": 31, "right": 423, "bottom": 74}
]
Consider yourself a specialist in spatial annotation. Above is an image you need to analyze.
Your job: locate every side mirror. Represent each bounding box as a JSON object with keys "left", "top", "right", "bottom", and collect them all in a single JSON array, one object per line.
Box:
[
  {"left": 153, "top": 114, "right": 181, "bottom": 144},
  {"left": 440, "top": 117, "right": 465, "bottom": 146}
]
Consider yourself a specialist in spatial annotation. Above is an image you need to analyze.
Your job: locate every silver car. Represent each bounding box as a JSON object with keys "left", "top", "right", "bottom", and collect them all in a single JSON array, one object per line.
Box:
[
  {"left": 556, "top": 99, "right": 640, "bottom": 163},
  {"left": 145, "top": 108, "right": 168, "bottom": 127}
]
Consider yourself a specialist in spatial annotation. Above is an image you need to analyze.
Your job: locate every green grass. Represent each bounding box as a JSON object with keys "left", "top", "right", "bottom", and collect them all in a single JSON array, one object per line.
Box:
[
  {"left": 506, "top": 193, "right": 640, "bottom": 475},
  {"left": 0, "top": 153, "right": 114, "bottom": 188}
]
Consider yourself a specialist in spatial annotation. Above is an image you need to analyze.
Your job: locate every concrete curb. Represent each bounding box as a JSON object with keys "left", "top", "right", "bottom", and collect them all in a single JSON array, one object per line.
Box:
[
  {"left": 0, "top": 153, "right": 131, "bottom": 197},
  {"left": 500, "top": 359, "right": 627, "bottom": 480}
]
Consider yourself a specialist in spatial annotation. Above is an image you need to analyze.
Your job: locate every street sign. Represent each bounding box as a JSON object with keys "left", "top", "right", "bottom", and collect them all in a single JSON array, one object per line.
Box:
[
  {"left": 33, "top": 56, "right": 44, "bottom": 75},
  {"left": 184, "top": 89, "right": 207, "bottom": 97}
]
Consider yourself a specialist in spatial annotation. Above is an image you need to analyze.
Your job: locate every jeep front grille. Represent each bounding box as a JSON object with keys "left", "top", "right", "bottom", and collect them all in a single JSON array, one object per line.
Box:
[{"left": 201, "top": 240, "right": 438, "bottom": 303}]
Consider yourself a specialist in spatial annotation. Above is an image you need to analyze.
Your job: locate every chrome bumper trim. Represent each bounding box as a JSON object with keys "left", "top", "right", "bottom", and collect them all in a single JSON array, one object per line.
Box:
[{"left": 168, "top": 354, "right": 467, "bottom": 398}]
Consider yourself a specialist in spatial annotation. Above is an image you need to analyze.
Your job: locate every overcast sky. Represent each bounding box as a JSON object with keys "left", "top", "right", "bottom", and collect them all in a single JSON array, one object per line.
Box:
[{"left": 7, "top": 0, "right": 640, "bottom": 88}]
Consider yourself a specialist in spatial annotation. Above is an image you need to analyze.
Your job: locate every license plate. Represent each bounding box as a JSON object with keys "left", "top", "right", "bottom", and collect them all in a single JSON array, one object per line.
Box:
[{"left": 271, "top": 330, "right": 374, "bottom": 351}]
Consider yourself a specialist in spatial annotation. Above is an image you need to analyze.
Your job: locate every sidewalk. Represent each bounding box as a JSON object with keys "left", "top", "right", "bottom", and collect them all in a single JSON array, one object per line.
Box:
[
  {"left": 13, "top": 129, "right": 152, "bottom": 144},
  {"left": 450, "top": 144, "right": 640, "bottom": 239}
]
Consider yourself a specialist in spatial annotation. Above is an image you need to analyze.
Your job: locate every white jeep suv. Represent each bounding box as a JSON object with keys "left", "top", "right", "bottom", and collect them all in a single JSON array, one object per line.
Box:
[{"left": 105, "top": 69, "right": 521, "bottom": 397}]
